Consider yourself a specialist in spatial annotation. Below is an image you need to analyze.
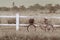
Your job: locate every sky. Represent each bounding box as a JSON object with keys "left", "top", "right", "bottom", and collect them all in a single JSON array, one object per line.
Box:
[{"left": 0, "top": 0, "right": 60, "bottom": 7}]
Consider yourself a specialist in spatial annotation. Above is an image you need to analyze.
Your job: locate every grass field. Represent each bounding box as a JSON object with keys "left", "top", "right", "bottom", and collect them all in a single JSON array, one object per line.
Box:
[
  {"left": 0, "top": 11, "right": 60, "bottom": 40},
  {"left": 0, "top": 26, "right": 60, "bottom": 40}
]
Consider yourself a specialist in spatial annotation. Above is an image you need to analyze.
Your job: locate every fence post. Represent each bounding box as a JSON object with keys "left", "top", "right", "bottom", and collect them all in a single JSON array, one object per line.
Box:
[{"left": 16, "top": 13, "right": 19, "bottom": 31}]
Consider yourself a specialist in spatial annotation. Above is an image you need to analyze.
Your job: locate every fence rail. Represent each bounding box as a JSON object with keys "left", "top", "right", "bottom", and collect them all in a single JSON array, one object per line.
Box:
[
  {"left": 1, "top": 16, "right": 60, "bottom": 19},
  {"left": 0, "top": 13, "right": 60, "bottom": 31},
  {"left": 0, "top": 24, "right": 60, "bottom": 27}
]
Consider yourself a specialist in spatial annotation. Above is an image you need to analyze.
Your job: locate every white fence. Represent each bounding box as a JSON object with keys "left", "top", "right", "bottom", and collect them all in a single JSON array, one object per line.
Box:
[
  {"left": 0, "top": 13, "right": 60, "bottom": 31},
  {"left": 0, "top": 13, "right": 20, "bottom": 31}
]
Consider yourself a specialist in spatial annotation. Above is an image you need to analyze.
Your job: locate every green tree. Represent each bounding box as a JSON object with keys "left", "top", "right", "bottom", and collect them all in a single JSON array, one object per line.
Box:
[
  {"left": 45, "top": 4, "right": 56, "bottom": 13},
  {"left": 19, "top": 5, "right": 26, "bottom": 11},
  {"left": 54, "top": 4, "right": 60, "bottom": 10},
  {"left": 12, "top": 6, "right": 19, "bottom": 11},
  {"left": 28, "top": 4, "right": 44, "bottom": 11}
]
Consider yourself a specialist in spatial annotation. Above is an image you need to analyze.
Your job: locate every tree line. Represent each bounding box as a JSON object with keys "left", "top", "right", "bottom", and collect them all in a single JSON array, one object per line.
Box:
[{"left": 0, "top": 4, "right": 60, "bottom": 13}]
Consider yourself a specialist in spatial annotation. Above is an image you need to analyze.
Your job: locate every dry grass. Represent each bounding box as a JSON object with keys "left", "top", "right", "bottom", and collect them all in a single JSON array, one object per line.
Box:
[
  {"left": 0, "top": 33, "right": 60, "bottom": 40},
  {"left": 1, "top": 11, "right": 60, "bottom": 25},
  {"left": 0, "top": 11, "right": 60, "bottom": 40},
  {"left": 0, "top": 26, "right": 60, "bottom": 40}
]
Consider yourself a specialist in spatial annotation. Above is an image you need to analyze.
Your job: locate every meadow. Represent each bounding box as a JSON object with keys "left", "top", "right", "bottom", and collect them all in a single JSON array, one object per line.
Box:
[{"left": 0, "top": 10, "right": 60, "bottom": 40}]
